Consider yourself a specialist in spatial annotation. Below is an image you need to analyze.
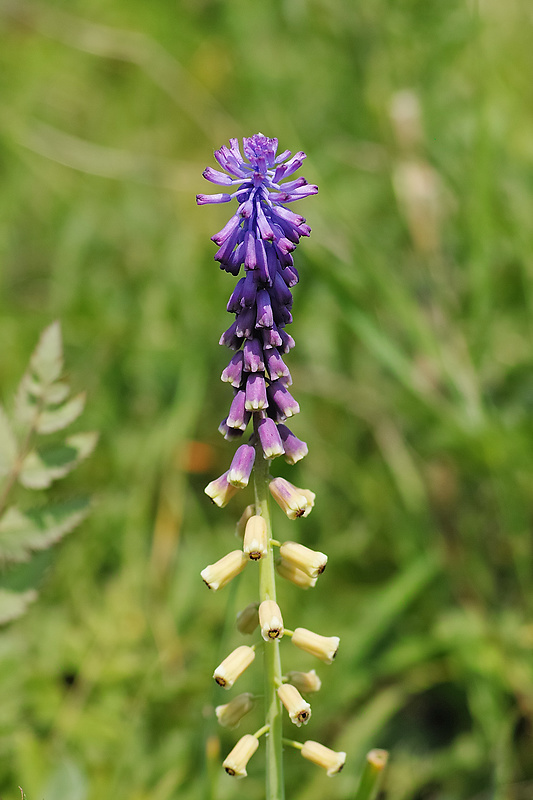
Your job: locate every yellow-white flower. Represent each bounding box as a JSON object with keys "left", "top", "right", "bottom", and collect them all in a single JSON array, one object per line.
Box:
[
  {"left": 277, "top": 683, "right": 311, "bottom": 726},
  {"left": 279, "top": 541, "right": 327, "bottom": 578},
  {"left": 243, "top": 515, "right": 268, "bottom": 561},
  {"left": 301, "top": 740, "right": 346, "bottom": 776},
  {"left": 204, "top": 471, "right": 240, "bottom": 508},
  {"left": 201, "top": 550, "right": 247, "bottom": 591},
  {"left": 276, "top": 558, "right": 317, "bottom": 589},
  {"left": 259, "top": 600, "right": 284, "bottom": 641},
  {"left": 269, "top": 477, "right": 315, "bottom": 519},
  {"left": 213, "top": 645, "right": 255, "bottom": 689},
  {"left": 292, "top": 627, "right": 340, "bottom": 664},
  {"left": 235, "top": 504, "right": 255, "bottom": 539},
  {"left": 284, "top": 669, "right": 322, "bottom": 694},
  {"left": 236, "top": 602, "right": 259, "bottom": 635},
  {"left": 215, "top": 692, "right": 255, "bottom": 729},
  {"left": 222, "top": 734, "right": 259, "bottom": 778}
]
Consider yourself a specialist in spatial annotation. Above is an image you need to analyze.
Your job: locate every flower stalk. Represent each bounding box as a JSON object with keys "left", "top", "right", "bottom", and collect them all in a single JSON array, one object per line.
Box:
[{"left": 253, "top": 436, "right": 285, "bottom": 800}]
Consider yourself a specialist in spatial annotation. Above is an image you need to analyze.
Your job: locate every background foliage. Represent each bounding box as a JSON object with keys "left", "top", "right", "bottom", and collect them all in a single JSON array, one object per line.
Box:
[{"left": 1, "top": 0, "right": 533, "bottom": 798}]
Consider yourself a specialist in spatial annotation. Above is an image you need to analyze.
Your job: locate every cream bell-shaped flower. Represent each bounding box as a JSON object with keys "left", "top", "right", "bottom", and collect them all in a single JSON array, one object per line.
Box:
[
  {"left": 284, "top": 669, "right": 322, "bottom": 694},
  {"left": 243, "top": 515, "right": 268, "bottom": 561},
  {"left": 276, "top": 558, "right": 317, "bottom": 589},
  {"left": 215, "top": 692, "right": 255, "bottom": 729},
  {"left": 301, "top": 740, "right": 346, "bottom": 776},
  {"left": 259, "top": 600, "right": 284, "bottom": 641},
  {"left": 223, "top": 733, "right": 259, "bottom": 778},
  {"left": 269, "top": 477, "right": 315, "bottom": 519},
  {"left": 205, "top": 471, "right": 240, "bottom": 508},
  {"left": 213, "top": 645, "right": 255, "bottom": 689},
  {"left": 278, "top": 683, "right": 311, "bottom": 727},
  {"left": 236, "top": 602, "right": 259, "bottom": 635},
  {"left": 292, "top": 627, "right": 340, "bottom": 664},
  {"left": 236, "top": 504, "right": 255, "bottom": 539},
  {"left": 279, "top": 541, "right": 327, "bottom": 578},
  {"left": 201, "top": 550, "right": 247, "bottom": 591}
]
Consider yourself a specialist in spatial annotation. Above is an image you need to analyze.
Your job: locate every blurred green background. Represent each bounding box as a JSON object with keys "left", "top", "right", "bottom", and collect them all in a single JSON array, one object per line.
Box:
[{"left": 1, "top": 0, "right": 533, "bottom": 798}]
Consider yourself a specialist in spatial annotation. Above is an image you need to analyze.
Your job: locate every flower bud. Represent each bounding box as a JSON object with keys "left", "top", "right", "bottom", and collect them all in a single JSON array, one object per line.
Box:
[
  {"left": 276, "top": 558, "right": 317, "bottom": 589},
  {"left": 278, "top": 423, "right": 308, "bottom": 464},
  {"left": 259, "top": 600, "right": 284, "bottom": 641},
  {"left": 284, "top": 669, "right": 322, "bottom": 694},
  {"left": 213, "top": 645, "right": 255, "bottom": 689},
  {"left": 236, "top": 602, "right": 259, "bottom": 635},
  {"left": 277, "top": 683, "right": 311, "bottom": 726},
  {"left": 243, "top": 515, "right": 268, "bottom": 560},
  {"left": 279, "top": 541, "right": 327, "bottom": 578},
  {"left": 245, "top": 374, "right": 268, "bottom": 411},
  {"left": 269, "top": 477, "right": 315, "bottom": 519},
  {"left": 215, "top": 692, "right": 255, "bottom": 729},
  {"left": 236, "top": 504, "right": 255, "bottom": 538},
  {"left": 257, "top": 417, "right": 284, "bottom": 459},
  {"left": 205, "top": 471, "right": 240, "bottom": 508},
  {"left": 228, "top": 444, "right": 255, "bottom": 488},
  {"left": 301, "top": 740, "right": 346, "bottom": 776},
  {"left": 292, "top": 627, "right": 340, "bottom": 664},
  {"left": 223, "top": 734, "right": 259, "bottom": 778},
  {"left": 201, "top": 550, "right": 247, "bottom": 591}
]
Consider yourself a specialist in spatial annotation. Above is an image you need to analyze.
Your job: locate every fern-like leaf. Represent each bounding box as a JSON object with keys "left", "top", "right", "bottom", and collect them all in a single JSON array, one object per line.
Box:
[{"left": 0, "top": 498, "right": 91, "bottom": 565}]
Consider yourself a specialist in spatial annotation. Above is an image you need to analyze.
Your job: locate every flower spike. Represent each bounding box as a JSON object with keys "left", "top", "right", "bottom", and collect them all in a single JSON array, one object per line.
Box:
[{"left": 197, "top": 137, "right": 347, "bottom": 788}]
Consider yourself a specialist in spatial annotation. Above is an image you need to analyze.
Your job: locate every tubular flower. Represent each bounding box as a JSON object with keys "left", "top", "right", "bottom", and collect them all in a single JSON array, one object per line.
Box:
[
  {"left": 300, "top": 741, "right": 346, "bottom": 776},
  {"left": 284, "top": 669, "right": 322, "bottom": 694},
  {"left": 213, "top": 645, "right": 256, "bottom": 690},
  {"left": 279, "top": 541, "right": 328, "bottom": 578},
  {"left": 243, "top": 515, "right": 268, "bottom": 560},
  {"left": 236, "top": 602, "right": 259, "bottom": 635},
  {"left": 291, "top": 627, "right": 340, "bottom": 664},
  {"left": 276, "top": 557, "right": 318, "bottom": 589},
  {"left": 223, "top": 734, "right": 259, "bottom": 778},
  {"left": 269, "top": 477, "right": 315, "bottom": 519},
  {"left": 216, "top": 693, "right": 256, "bottom": 729},
  {"left": 277, "top": 683, "right": 312, "bottom": 727},
  {"left": 259, "top": 599, "right": 284, "bottom": 641},
  {"left": 201, "top": 550, "right": 248, "bottom": 591},
  {"left": 197, "top": 134, "right": 315, "bottom": 485}
]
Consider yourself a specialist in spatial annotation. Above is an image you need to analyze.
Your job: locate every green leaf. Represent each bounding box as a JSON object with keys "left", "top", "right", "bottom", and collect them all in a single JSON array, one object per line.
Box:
[
  {"left": 19, "top": 432, "right": 98, "bottom": 490},
  {"left": 14, "top": 323, "right": 71, "bottom": 426},
  {"left": 36, "top": 392, "right": 86, "bottom": 435},
  {"left": 0, "top": 405, "right": 18, "bottom": 478},
  {"left": 0, "top": 588, "right": 38, "bottom": 625},
  {"left": 0, "top": 497, "right": 91, "bottom": 565},
  {"left": 30, "top": 320, "right": 63, "bottom": 386}
]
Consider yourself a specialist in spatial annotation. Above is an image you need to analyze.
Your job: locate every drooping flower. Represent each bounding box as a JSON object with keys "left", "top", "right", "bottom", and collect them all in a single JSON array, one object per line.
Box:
[
  {"left": 222, "top": 734, "right": 260, "bottom": 778},
  {"left": 291, "top": 627, "right": 340, "bottom": 664},
  {"left": 300, "top": 740, "right": 346, "bottom": 776},
  {"left": 197, "top": 134, "right": 316, "bottom": 484},
  {"left": 216, "top": 693, "right": 256, "bottom": 729},
  {"left": 277, "top": 683, "right": 312, "bottom": 727},
  {"left": 213, "top": 645, "right": 256, "bottom": 689}
]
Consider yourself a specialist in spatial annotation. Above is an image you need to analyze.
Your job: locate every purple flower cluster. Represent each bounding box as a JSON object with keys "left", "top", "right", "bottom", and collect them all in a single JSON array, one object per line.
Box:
[{"left": 197, "top": 134, "right": 317, "bottom": 502}]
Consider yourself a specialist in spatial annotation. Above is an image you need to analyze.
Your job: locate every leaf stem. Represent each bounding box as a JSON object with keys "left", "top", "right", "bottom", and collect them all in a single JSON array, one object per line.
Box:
[{"left": 253, "top": 434, "right": 285, "bottom": 800}]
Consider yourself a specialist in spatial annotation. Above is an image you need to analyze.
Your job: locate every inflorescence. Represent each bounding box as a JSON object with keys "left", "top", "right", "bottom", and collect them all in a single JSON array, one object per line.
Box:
[{"left": 197, "top": 134, "right": 345, "bottom": 782}]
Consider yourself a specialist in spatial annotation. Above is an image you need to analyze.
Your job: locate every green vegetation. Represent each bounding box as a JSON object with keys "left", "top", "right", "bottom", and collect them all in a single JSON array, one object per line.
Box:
[{"left": 1, "top": 1, "right": 533, "bottom": 798}]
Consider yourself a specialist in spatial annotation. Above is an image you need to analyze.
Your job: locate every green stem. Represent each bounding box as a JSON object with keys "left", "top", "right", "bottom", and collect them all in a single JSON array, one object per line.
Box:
[
  {"left": 354, "top": 749, "right": 389, "bottom": 800},
  {"left": 253, "top": 437, "right": 285, "bottom": 800}
]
